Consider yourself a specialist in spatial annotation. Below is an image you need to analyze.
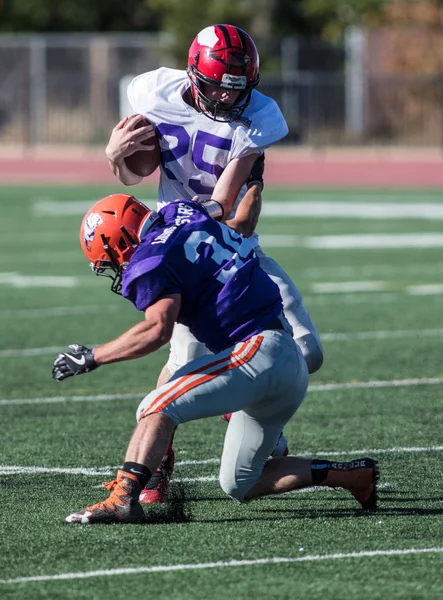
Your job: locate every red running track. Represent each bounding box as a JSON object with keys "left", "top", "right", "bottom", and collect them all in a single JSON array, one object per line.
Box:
[{"left": 0, "top": 147, "right": 442, "bottom": 188}]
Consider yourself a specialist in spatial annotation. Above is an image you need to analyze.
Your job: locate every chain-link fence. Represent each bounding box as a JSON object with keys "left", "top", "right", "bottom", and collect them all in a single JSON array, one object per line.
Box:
[{"left": 0, "top": 32, "right": 441, "bottom": 147}]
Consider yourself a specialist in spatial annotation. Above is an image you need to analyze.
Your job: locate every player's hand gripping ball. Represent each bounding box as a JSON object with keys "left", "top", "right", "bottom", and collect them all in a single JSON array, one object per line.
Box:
[{"left": 124, "top": 117, "right": 161, "bottom": 178}]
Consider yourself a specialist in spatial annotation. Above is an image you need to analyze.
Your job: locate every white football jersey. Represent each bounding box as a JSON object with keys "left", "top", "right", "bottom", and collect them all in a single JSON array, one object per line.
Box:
[{"left": 127, "top": 68, "right": 288, "bottom": 245}]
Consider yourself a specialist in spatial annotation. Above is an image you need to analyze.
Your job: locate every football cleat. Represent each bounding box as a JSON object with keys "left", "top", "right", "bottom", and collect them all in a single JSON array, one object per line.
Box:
[
  {"left": 323, "top": 457, "right": 379, "bottom": 510},
  {"left": 139, "top": 448, "right": 175, "bottom": 504},
  {"left": 65, "top": 470, "right": 145, "bottom": 524},
  {"left": 271, "top": 433, "right": 289, "bottom": 458}
]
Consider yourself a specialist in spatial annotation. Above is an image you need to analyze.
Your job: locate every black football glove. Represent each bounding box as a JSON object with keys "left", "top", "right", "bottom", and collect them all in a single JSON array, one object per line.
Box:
[
  {"left": 247, "top": 153, "right": 265, "bottom": 191},
  {"left": 52, "top": 344, "right": 98, "bottom": 382}
]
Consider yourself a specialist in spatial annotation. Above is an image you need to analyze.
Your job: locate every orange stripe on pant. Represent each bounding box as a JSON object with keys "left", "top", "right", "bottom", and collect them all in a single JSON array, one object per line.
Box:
[
  {"left": 140, "top": 336, "right": 263, "bottom": 418},
  {"left": 142, "top": 338, "right": 253, "bottom": 413}
]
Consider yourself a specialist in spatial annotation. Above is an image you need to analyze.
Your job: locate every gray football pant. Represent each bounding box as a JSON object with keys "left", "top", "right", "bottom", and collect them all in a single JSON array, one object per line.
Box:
[
  {"left": 136, "top": 329, "right": 309, "bottom": 502},
  {"left": 166, "top": 246, "right": 323, "bottom": 375}
]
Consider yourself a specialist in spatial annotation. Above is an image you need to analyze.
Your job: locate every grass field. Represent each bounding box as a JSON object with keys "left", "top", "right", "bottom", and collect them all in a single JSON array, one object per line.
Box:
[{"left": 1, "top": 184, "right": 442, "bottom": 600}]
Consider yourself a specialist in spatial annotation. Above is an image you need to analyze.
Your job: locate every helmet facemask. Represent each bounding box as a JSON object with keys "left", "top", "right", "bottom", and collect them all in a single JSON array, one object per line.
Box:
[
  {"left": 90, "top": 227, "right": 138, "bottom": 295},
  {"left": 188, "top": 64, "right": 258, "bottom": 122}
]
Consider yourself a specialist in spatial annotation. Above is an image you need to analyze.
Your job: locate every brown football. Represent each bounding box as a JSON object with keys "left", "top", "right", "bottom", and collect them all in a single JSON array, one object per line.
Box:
[{"left": 124, "top": 118, "right": 161, "bottom": 177}]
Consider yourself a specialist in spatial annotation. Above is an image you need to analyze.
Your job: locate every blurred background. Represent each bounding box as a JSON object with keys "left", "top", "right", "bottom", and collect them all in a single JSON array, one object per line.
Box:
[{"left": 0, "top": 0, "right": 443, "bottom": 149}]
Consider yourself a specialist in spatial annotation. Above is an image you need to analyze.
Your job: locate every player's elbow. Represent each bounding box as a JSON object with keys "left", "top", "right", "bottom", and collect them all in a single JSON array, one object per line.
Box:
[
  {"left": 225, "top": 218, "right": 256, "bottom": 238},
  {"left": 150, "top": 319, "right": 174, "bottom": 350},
  {"left": 236, "top": 222, "right": 256, "bottom": 238}
]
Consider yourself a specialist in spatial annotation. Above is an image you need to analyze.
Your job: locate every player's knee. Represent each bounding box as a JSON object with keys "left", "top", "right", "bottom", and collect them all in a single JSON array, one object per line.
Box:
[
  {"left": 219, "top": 472, "right": 254, "bottom": 503},
  {"left": 305, "top": 347, "right": 324, "bottom": 374},
  {"left": 295, "top": 333, "right": 324, "bottom": 374}
]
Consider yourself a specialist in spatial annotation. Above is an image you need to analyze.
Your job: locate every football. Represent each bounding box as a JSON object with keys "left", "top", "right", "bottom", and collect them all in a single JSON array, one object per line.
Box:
[{"left": 124, "top": 118, "right": 161, "bottom": 178}]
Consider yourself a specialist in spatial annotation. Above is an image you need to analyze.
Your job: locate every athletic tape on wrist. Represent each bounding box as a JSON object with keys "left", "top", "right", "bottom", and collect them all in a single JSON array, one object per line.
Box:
[{"left": 202, "top": 200, "right": 224, "bottom": 221}]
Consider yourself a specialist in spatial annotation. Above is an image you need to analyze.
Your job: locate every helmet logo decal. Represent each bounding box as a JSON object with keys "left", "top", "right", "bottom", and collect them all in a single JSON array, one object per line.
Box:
[
  {"left": 197, "top": 26, "right": 219, "bottom": 48},
  {"left": 221, "top": 73, "right": 247, "bottom": 89},
  {"left": 83, "top": 212, "right": 103, "bottom": 251}
]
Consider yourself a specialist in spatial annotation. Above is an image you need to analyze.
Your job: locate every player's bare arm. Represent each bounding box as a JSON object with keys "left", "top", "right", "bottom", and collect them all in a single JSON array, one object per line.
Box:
[
  {"left": 210, "top": 152, "right": 261, "bottom": 220},
  {"left": 106, "top": 114, "right": 158, "bottom": 185},
  {"left": 94, "top": 294, "right": 181, "bottom": 365},
  {"left": 53, "top": 294, "right": 181, "bottom": 380},
  {"left": 225, "top": 153, "right": 265, "bottom": 237},
  {"left": 225, "top": 182, "right": 262, "bottom": 238}
]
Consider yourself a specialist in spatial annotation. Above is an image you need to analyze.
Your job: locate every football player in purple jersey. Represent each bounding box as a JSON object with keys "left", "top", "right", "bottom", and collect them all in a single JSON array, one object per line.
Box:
[
  {"left": 53, "top": 193, "right": 378, "bottom": 524},
  {"left": 106, "top": 24, "right": 324, "bottom": 503}
]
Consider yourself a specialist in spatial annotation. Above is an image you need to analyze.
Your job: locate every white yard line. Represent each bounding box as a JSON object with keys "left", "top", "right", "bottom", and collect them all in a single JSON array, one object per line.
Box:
[
  {"left": 0, "top": 305, "right": 121, "bottom": 319},
  {"left": 309, "top": 378, "right": 443, "bottom": 392},
  {"left": 0, "top": 392, "right": 138, "bottom": 406},
  {"left": 304, "top": 292, "right": 403, "bottom": 305},
  {"left": 32, "top": 199, "right": 158, "bottom": 216},
  {"left": 260, "top": 202, "right": 443, "bottom": 220},
  {"left": 259, "top": 233, "right": 443, "bottom": 249},
  {"left": 320, "top": 329, "right": 443, "bottom": 341},
  {"left": 1, "top": 446, "right": 442, "bottom": 477},
  {"left": 174, "top": 446, "right": 443, "bottom": 465},
  {"left": 1, "top": 376, "right": 443, "bottom": 407},
  {"left": 1, "top": 547, "right": 442, "bottom": 585},
  {"left": 406, "top": 284, "right": 443, "bottom": 295},
  {"left": 1, "top": 326, "right": 442, "bottom": 359},
  {"left": 1, "top": 289, "right": 441, "bottom": 322},
  {"left": 34, "top": 200, "right": 443, "bottom": 219},
  {"left": 303, "top": 263, "right": 443, "bottom": 278},
  {"left": 0, "top": 273, "right": 78, "bottom": 288},
  {"left": 311, "top": 281, "right": 388, "bottom": 293}
]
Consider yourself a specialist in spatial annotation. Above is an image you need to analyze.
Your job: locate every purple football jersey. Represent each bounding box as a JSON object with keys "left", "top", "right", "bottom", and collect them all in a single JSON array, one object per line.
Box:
[{"left": 122, "top": 200, "right": 282, "bottom": 352}]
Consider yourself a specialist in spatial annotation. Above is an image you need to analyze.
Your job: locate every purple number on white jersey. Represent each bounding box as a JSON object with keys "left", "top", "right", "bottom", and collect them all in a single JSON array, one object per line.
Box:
[{"left": 157, "top": 123, "right": 232, "bottom": 193}]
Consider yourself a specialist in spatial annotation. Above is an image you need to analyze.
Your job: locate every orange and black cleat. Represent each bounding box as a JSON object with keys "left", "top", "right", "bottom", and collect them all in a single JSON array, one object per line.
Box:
[
  {"left": 65, "top": 470, "right": 145, "bottom": 524},
  {"left": 322, "top": 457, "right": 379, "bottom": 510}
]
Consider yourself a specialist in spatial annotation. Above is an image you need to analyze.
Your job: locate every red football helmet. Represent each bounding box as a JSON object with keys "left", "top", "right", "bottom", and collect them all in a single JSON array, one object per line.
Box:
[
  {"left": 187, "top": 24, "right": 260, "bottom": 121},
  {"left": 79, "top": 194, "right": 158, "bottom": 294}
]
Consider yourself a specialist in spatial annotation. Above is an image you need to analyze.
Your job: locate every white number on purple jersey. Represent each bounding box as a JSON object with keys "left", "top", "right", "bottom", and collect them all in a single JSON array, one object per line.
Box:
[{"left": 184, "top": 224, "right": 254, "bottom": 284}]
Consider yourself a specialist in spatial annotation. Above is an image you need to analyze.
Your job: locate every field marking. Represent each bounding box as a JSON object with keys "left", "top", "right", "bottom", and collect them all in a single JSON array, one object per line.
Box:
[
  {"left": 0, "top": 459, "right": 400, "bottom": 486},
  {"left": 406, "top": 284, "right": 443, "bottom": 295},
  {"left": 1, "top": 547, "right": 442, "bottom": 585},
  {"left": 0, "top": 289, "right": 441, "bottom": 322},
  {"left": 2, "top": 446, "right": 442, "bottom": 476},
  {"left": 320, "top": 328, "right": 443, "bottom": 342},
  {"left": 259, "top": 233, "right": 443, "bottom": 249},
  {"left": 0, "top": 272, "right": 78, "bottom": 288},
  {"left": 260, "top": 202, "right": 443, "bottom": 220},
  {"left": 1, "top": 327, "right": 443, "bottom": 359},
  {"left": 1, "top": 377, "right": 443, "bottom": 407},
  {"left": 0, "top": 392, "right": 138, "bottom": 406},
  {"left": 1, "top": 289, "right": 442, "bottom": 322},
  {"left": 33, "top": 200, "right": 443, "bottom": 220},
  {"left": 305, "top": 292, "right": 402, "bottom": 305},
  {"left": 303, "top": 262, "right": 443, "bottom": 278},
  {"left": 311, "top": 281, "right": 388, "bottom": 293},
  {"left": 32, "top": 199, "right": 158, "bottom": 216},
  {"left": 0, "top": 305, "right": 122, "bottom": 319}
]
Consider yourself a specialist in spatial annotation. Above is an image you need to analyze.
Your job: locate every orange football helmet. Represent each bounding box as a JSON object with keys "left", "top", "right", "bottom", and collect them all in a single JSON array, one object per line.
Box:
[{"left": 79, "top": 194, "right": 158, "bottom": 294}]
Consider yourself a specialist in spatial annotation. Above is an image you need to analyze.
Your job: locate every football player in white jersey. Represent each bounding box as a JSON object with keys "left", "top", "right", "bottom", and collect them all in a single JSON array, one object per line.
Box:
[{"left": 105, "top": 24, "right": 324, "bottom": 503}]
